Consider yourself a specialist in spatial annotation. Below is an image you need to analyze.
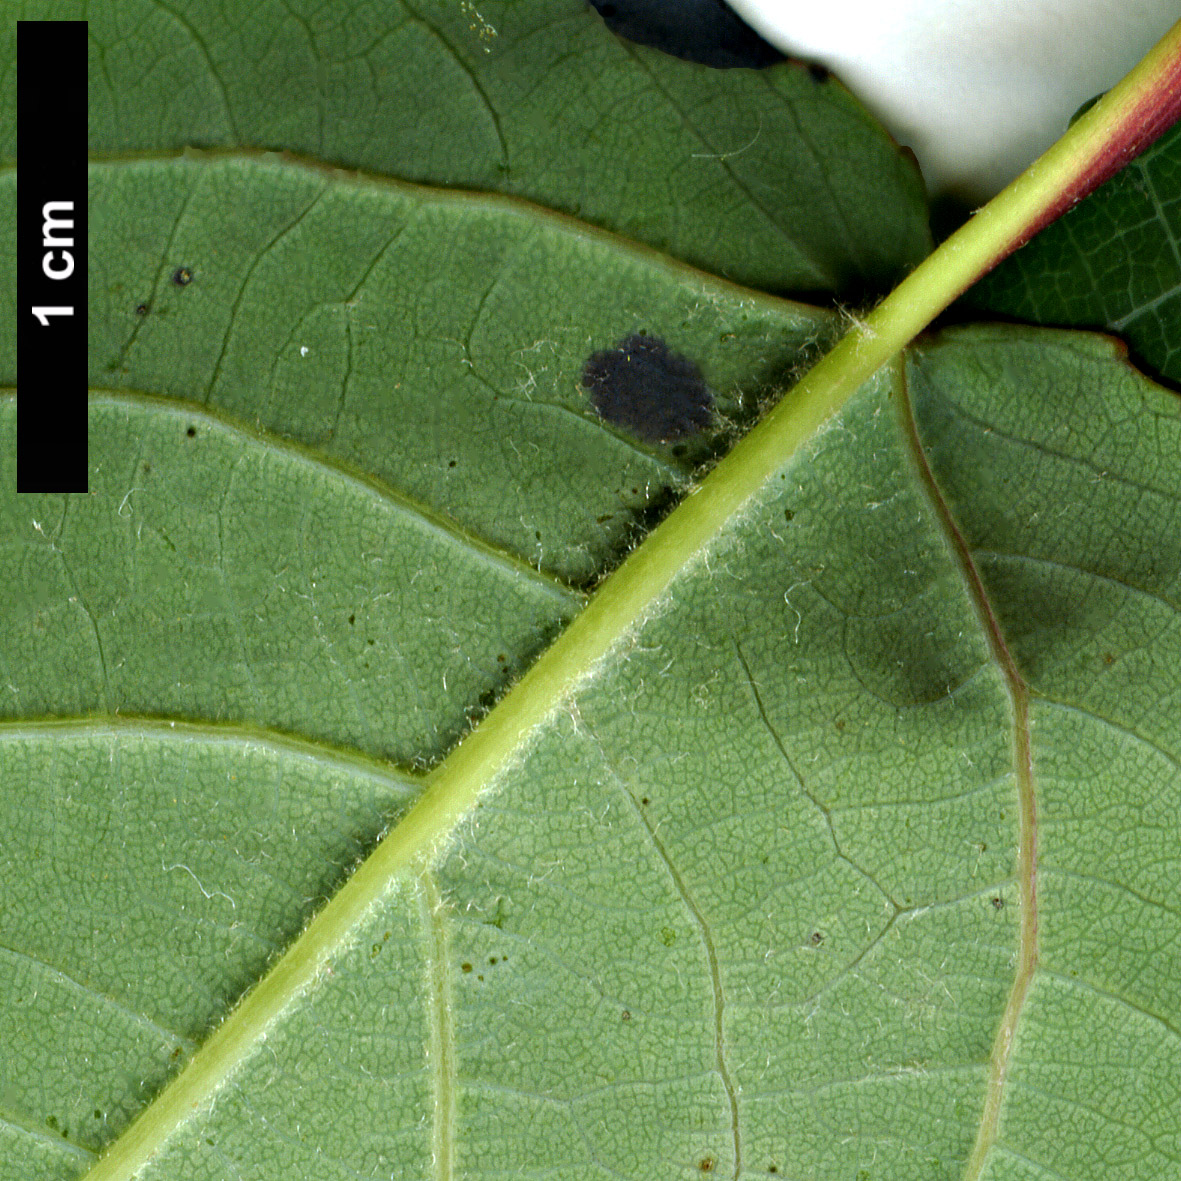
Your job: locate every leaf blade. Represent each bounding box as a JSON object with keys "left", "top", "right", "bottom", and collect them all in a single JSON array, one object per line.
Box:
[{"left": 69, "top": 0, "right": 930, "bottom": 296}]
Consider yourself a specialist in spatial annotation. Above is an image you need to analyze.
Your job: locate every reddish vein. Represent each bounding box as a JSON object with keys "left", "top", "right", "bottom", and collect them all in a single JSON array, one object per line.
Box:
[{"left": 892, "top": 356, "right": 1038, "bottom": 1179}]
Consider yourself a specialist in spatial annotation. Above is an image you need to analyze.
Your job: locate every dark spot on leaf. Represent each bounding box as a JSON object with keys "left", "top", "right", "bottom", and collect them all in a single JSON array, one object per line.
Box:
[
  {"left": 992, "top": 897, "right": 1005, "bottom": 910},
  {"left": 135, "top": 302, "right": 149, "bottom": 315},
  {"left": 142, "top": 462, "right": 151, "bottom": 474},
  {"left": 348, "top": 614, "right": 355, "bottom": 625},
  {"left": 640, "top": 797, "right": 650, "bottom": 806},
  {"left": 699, "top": 1157, "right": 714, "bottom": 1173},
  {"left": 769, "top": 1167, "right": 778, "bottom": 1175},
  {"left": 186, "top": 426, "right": 196, "bottom": 438},
  {"left": 477, "top": 974, "right": 484, "bottom": 981},
  {"left": 835, "top": 719, "right": 846, "bottom": 731},
  {"left": 808, "top": 62, "right": 829, "bottom": 83},
  {"left": 621, "top": 1009, "right": 631, "bottom": 1021},
  {"left": 582, "top": 333, "right": 713, "bottom": 443},
  {"left": 172, "top": 266, "right": 193, "bottom": 286},
  {"left": 496, "top": 653, "right": 506, "bottom": 663},
  {"left": 783, "top": 508, "right": 795, "bottom": 521},
  {"left": 367, "top": 638, "right": 375, "bottom": 645},
  {"left": 461, "top": 962, "right": 473, "bottom": 973},
  {"left": 1104, "top": 652, "right": 1116, "bottom": 665},
  {"left": 589, "top": 0, "right": 783, "bottom": 68},
  {"left": 448, "top": 459, "right": 457, "bottom": 468},
  {"left": 94, "top": 1109, "right": 103, "bottom": 1120},
  {"left": 489, "top": 956, "right": 498, "bottom": 965},
  {"left": 811, "top": 931, "right": 823, "bottom": 945}
]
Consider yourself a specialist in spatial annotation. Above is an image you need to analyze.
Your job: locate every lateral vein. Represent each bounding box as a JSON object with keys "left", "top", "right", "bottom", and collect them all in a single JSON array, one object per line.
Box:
[{"left": 893, "top": 354, "right": 1039, "bottom": 1181}]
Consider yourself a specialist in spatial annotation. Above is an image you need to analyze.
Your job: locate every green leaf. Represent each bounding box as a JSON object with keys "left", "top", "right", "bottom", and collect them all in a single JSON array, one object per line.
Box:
[
  {"left": 68, "top": 0, "right": 930, "bottom": 296},
  {"left": 6, "top": 316, "right": 1181, "bottom": 1179},
  {"left": 80, "top": 153, "right": 832, "bottom": 592},
  {"left": 4, "top": 5, "right": 1181, "bottom": 1181},
  {"left": 962, "top": 114, "right": 1181, "bottom": 386}
]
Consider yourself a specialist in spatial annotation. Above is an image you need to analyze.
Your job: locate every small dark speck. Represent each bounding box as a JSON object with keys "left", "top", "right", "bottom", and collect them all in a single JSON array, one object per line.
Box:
[
  {"left": 621, "top": 1009, "right": 631, "bottom": 1021},
  {"left": 186, "top": 426, "right": 197, "bottom": 438},
  {"left": 582, "top": 333, "right": 712, "bottom": 443},
  {"left": 992, "top": 897, "right": 1005, "bottom": 910},
  {"left": 699, "top": 1158, "right": 715, "bottom": 1173},
  {"left": 172, "top": 266, "right": 193, "bottom": 286},
  {"left": 783, "top": 509, "right": 795, "bottom": 521},
  {"left": 461, "top": 962, "right": 473, "bottom": 973},
  {"left": 811, "top": 931, "right": 823, "bottom": 945},
  {"left": 640, "top": 797, "right": 650, "bottom": 806},
  {"left": 135, "top": 302, "right": 149, "bottom": 316},
  {"left": 808, "top": 62, "right": 829, "bottom": 83},
  {"left": 348, "top": 614, "right": 355, "bottom": 625}
]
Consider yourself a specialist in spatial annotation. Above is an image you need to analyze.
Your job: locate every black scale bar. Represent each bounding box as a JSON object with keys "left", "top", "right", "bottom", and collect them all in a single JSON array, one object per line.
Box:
[{"left": 16, "top": 19, "right": 88, "bottom": 493}]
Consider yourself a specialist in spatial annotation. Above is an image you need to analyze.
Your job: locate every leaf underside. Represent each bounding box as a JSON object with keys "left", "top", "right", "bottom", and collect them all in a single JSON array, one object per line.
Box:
[
  {"left": 5, "top": 315, "right": 1180, "bottom": 1180},
  {"left": 1, "top": 3, "right": 1180, "bottom": 1180},
  {"left": 67, "top": 0, "right": 930, "bottom": 298}
]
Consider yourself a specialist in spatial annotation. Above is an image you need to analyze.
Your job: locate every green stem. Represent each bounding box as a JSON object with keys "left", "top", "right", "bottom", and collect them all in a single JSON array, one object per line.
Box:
[
  {"left": 755, "top": 15, "right": 1181, "bottom": 458},
  {"left": 85, "top": 17, "right": 1181, "bottom": 1180}
]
